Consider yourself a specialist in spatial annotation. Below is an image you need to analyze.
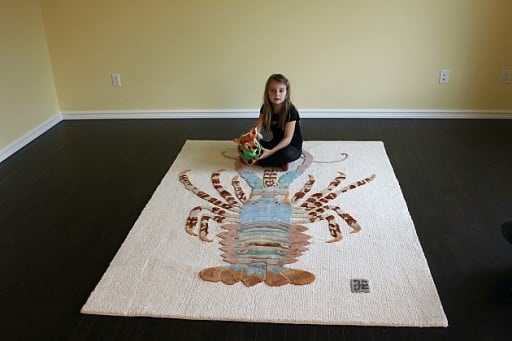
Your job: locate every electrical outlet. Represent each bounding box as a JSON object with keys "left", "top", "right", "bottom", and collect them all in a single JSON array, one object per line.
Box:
[
  {"left": 501, "top": 70, "right": 512, "bottom": 84},
  {"left": 439, "top": 69, "right": 449, "bottom": 84},
  {"left": 111, "top": 73, "right": 122, "bottom": 87}
]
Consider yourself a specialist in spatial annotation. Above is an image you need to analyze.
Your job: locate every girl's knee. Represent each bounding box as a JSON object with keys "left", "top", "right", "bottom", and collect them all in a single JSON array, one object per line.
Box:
[{"left": 285, "top": 148, "right": 301, "bottom": 162}]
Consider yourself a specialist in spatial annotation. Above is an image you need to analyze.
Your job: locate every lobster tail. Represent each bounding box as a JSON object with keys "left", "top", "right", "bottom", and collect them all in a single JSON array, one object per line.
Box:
[{"left": 199, "top": 266, "right": 315, "bottom": 287}]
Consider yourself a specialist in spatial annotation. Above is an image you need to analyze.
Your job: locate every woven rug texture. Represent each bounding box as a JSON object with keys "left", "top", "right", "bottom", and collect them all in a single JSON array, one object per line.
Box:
[{"left": 81, "top": 140, "right": 448, "bottom": 327}]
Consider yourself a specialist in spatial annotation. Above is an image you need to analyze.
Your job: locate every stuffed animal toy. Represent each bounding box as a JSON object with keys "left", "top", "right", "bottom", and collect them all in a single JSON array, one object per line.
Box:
[{"left": 233, "top": 127, "right": 262, "bottom": 165}]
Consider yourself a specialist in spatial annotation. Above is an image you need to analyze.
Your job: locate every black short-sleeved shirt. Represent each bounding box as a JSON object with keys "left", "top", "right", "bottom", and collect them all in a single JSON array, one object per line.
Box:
[{"left": 269, "top": 105, "right": 303, "bottom": 150}]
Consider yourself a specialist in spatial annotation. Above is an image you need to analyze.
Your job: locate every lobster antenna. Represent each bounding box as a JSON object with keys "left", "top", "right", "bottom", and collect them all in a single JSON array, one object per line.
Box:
[
  {"left": 221, "top": 150, "right": 238, "bottom": 160},
  {"left": 222, "top": 151, "right": 348, "bottom": 163},
  {"left": 301, "top": 152, "right": 349, "bottom": 164}
]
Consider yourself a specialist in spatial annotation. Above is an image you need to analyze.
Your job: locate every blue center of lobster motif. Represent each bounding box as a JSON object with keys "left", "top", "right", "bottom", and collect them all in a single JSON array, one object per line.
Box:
[{"left": 240, "top": 196, "right": 291, "bottom": 225}]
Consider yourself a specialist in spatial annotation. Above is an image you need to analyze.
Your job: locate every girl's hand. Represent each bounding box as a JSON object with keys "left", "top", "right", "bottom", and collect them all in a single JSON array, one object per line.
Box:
[{"left": 258, "top": 148, "right": 273, "bottom": 160}]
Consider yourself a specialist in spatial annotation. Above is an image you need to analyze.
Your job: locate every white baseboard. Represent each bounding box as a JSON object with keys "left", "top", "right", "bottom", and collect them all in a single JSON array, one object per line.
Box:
[
  {"left": 61, "top": 109, "right": 512, "bottom": 120},
  {"left": 0, "top": 114, "right": 62, "bottom": 163}
]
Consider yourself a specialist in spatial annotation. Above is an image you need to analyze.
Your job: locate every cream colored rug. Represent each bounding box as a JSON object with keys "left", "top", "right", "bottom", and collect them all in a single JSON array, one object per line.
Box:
[{"left": 81, "top": 140, "right": 448, "bottom": 327}]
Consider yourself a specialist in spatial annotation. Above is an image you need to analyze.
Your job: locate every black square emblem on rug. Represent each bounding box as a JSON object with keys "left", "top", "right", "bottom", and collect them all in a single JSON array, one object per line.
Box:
[{"left": 351, "top": 279, "right": 370, "bottom": 293}]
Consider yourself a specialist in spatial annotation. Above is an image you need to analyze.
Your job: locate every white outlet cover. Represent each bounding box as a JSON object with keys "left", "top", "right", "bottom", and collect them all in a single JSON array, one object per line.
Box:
[
  {"left": 439, "top": 69, "right": 449, "bottom": 84},
  {"left": 111, "top": 73, "right": 122, "bottom": 87}
]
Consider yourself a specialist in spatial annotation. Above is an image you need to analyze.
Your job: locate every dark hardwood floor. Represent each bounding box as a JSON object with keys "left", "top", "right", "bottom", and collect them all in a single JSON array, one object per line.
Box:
[{"left": 1, "top": 118, "right": 511, "bottom": 340}]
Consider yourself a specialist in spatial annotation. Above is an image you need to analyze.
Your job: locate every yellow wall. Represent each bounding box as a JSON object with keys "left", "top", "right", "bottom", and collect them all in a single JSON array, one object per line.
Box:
[
  {"left": 40, "top": 0, "right": 512, "bottom": 112},
  {"left": 0, "top": 0, "right": 59, "bottom": 151}
]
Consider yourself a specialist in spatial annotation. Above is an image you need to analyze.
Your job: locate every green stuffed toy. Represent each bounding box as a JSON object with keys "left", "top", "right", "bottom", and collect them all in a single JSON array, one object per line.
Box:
[{"left": 233, "top": 127, "right": 262, "bottom": 165}]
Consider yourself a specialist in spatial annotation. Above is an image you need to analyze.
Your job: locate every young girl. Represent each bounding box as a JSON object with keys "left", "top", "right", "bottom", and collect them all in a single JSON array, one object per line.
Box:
[{"left": 254, "top": 74, "right": 303, "bottom": 171}]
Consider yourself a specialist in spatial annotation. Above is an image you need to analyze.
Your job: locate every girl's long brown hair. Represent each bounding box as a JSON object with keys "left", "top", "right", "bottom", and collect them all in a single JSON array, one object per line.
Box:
[{"left": 261, "top": 74, "right": 292, "bottom": 131}]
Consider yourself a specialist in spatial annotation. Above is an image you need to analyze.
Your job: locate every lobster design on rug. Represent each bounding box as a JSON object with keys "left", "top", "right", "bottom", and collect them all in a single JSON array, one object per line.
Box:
[{"left": 178, "top": 150, "right": 376, "bottom": 287}]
